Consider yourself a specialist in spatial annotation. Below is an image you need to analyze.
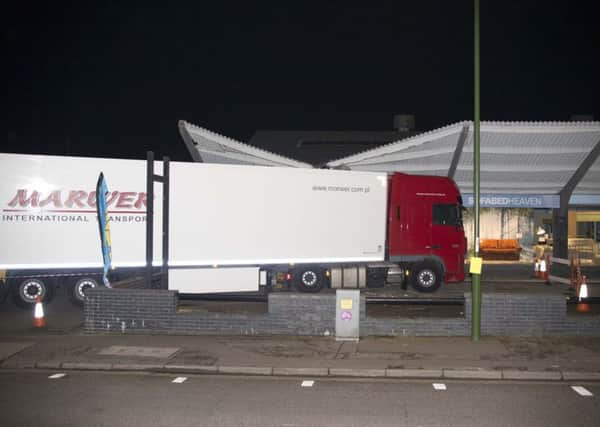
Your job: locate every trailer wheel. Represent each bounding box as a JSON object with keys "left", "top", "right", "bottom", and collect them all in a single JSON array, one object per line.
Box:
[
  {"left": 410, "top": 261, "right": 442, "bottom": 293},
  {"left": 294, "top": 267, "right": 324, "bottom": 293},
  {"left": 11, "top": 277, "right": 55, "bottom": 308},
  {"left": 69, "top": 277, "right": 99, "bottom": 306}
]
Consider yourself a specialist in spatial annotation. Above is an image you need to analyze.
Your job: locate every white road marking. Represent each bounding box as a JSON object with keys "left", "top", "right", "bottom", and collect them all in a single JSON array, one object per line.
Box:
[
  {"left": 48, "top": 373, "right": 67, "bottom": 379},
  {"left": 432, "top": 383, "right": 447, "bottom": 391},
  {"left": 301, "top": 380, "right": 315, "bottom": 387},
  {"left": 172, "top": 377, "right": 188, "bottom": 384},
  {"left": 571, "top": 386, "right": 593, "bottom": 397}
]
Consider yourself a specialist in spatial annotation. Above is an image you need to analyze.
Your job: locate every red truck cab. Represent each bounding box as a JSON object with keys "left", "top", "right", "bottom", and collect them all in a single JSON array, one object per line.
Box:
[{"left": 387, "top": 173, "right": 466, "bottom": 291}]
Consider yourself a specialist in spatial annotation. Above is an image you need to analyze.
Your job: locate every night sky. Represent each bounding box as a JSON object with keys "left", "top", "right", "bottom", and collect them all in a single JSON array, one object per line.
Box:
[{"left": 4, "top": 1, "right": 600, "bottom": 161}]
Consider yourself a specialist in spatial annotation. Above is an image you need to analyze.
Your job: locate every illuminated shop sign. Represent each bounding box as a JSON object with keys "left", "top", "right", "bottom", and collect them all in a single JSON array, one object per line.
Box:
[{"left": 463, "top": 194, "right": 560, "bottom": 208}]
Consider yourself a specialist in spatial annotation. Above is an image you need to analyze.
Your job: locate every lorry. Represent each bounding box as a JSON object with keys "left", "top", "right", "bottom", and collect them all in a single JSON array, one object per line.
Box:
[{"left": 0, "top": 152, "right": 466, "bottom": 308}]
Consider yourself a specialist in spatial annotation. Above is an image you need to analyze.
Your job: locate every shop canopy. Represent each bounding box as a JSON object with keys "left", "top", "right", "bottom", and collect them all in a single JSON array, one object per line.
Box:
[
  {"left": 179, "top": 120, "right": 600, "bottom": 207},
  {"left": 178, "top": 120, "right": 312, "bottom": 168}
]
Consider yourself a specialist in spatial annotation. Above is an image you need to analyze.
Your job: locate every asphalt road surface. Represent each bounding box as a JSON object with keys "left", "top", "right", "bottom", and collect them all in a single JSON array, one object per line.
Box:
[{"left": 1, "top": 371, "right": 598, "bottom": 426}]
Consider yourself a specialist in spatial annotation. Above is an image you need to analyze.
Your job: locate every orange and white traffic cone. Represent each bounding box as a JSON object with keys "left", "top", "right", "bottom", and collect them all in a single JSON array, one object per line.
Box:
[
  {"left": 33, "top": 295, "right": 46, "bottom": 328},
  {"left": 533, "top": 258, "right": 540, "bottom": 278},
  {"left": 539, "top": 257, "right": 547, "bottom": 281},
  {"left": 576, "top": 275, "right": 590, "bottom": 313}
]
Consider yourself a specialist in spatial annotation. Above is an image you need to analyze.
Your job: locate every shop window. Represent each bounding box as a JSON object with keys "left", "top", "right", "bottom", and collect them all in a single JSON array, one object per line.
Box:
[{"left": 576, "top": 221, "right": 594, "bottom": 239}]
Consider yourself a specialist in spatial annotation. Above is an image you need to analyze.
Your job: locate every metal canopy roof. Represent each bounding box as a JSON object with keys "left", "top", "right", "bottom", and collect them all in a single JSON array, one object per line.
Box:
[
  {"left": 179, "top": 120, "right": 313, "bottom": 168},
  {"left": 327, "top": 121, "right": 600, "bottom": 197},
  {"left": 179, "top": 119, "right": 600, "bottom": 199}
]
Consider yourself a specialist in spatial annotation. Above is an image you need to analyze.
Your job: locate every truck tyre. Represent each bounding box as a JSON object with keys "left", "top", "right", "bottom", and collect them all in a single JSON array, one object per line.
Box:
[
  {"left": 69, "top": 277, "right": 99, "bottom": 306},
  {"left": 410, "top": 261, "right": 442, "bottom": 293},
  {"left": 11, "top": 277, "right": 55, "bottom": 308},
  {"left": 294, "top": 267, "right": 324, "bottom": 293}
]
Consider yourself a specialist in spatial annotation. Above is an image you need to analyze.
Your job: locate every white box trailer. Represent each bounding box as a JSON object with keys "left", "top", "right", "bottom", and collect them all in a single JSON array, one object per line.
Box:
[{"left": 0, "top": 153, "right": 387, "bottom": 306}]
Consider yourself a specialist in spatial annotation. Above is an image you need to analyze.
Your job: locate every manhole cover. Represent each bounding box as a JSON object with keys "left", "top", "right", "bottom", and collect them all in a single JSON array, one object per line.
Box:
[{"left": 97, "top": 346, "right": 179, "bottom": 358}]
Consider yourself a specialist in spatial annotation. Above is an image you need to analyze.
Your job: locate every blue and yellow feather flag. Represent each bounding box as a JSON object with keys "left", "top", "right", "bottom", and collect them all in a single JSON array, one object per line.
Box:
[{"left": 96, "top": 172, "right": 112, "bottom": 287}]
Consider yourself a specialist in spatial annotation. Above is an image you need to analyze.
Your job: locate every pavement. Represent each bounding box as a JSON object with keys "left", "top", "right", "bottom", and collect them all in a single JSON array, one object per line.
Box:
[{"left": 2, "top": 333, "right": 600, "bottom": 382}]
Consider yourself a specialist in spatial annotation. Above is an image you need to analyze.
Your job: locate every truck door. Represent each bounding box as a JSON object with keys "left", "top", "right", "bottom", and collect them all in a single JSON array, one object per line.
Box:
[
  {"left": 389, "top": 202, "right": 432, "bottom": 256},
  {"left": 430, "top": 203, "right": 466, "bottom": 282}
]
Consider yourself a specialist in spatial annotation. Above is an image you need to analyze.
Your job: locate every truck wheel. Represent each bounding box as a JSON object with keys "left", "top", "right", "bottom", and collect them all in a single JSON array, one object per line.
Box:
[
  {"left": 11, "top": 278, "right": 55, "bottom": 308},
  {"left": 294, "top": 267, "right": 324, "bottom": 293},
  {"left": 410, "top": 261, "right": 442, "bottom": 293},
  {"left": 69, "top": 277, "right": 99, "bottom": 306}
]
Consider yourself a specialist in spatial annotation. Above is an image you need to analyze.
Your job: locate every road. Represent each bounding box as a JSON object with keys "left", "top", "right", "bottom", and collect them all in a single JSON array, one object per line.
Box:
[{"left": 0, "top": 371, "right": 598, "bottom": 426}]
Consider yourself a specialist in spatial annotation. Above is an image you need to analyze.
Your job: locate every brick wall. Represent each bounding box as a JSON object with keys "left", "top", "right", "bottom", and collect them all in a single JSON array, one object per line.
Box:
[
  {"left": 361, "top": 317, "right": 467, "bottom": 337},
  {"left": 84, "top": 288, "right": 600, "bottom": 337},
  {"left": 84, "top": 288, "right": 177, "bottom": 334},
  {"left": 464, "top": 293, "right": 563, "bottom": 336}
]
